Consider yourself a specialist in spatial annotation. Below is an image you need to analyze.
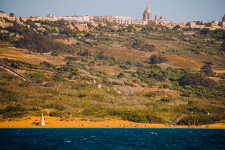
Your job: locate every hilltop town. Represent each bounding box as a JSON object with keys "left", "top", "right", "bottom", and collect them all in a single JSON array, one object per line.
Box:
[{"left": 1, "top": 3, "right": 225, "bottom": 31}]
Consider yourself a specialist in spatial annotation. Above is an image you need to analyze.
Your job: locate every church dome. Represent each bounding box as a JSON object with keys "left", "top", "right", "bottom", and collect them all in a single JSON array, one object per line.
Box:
[{"left": 144, "top": 5, "right": 151, "bottom": 14}]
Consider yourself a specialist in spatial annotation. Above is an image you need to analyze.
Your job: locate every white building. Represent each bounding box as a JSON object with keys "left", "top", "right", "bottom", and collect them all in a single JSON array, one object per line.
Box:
[
  {"left": 46, "top": 14, "right": 59, "bottom": 21},
  {"left": 105, "top": 16, "right": 133, "bottom": 25},
  {"left": 133, "top": 20, "right": 147, "bottom": 25},
  {"left": 45, "top": 14, "right": 90, "bottom": 23},
  {"left": 71, "top": 15, "right": 90, "bottom": 23}
]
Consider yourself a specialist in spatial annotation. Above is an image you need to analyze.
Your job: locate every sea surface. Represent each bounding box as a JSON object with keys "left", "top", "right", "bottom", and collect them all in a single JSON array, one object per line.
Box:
[{"left": 0, "top": 128, "right": 225, "bottom": 150}]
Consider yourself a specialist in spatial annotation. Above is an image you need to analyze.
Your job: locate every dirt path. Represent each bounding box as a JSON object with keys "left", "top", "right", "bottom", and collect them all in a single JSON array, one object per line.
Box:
[{"left": 0, "top": 65, "right": 28, "bottom": 81}]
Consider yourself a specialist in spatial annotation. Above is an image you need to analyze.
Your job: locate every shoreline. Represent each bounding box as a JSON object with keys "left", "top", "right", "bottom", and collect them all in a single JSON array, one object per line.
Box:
[{"left": 1, "top": 116, "right": 225, "bottom": 129}]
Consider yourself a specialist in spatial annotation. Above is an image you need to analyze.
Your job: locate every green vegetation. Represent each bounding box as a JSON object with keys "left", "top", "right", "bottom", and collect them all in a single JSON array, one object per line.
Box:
[
  {"left": 178, "top": 73, "right": 216, "bottom": 89},
  {"left": 149, "top": 55, "right": 167, "bottom": 64},
  {"left": 178, "top": 114, "right": 225, "bottom": 125},
  {"left": 7, "top": 22, "right": 76, "bottom": 53},
  {"left": 0, "top": 19, "right": 224, "bottom": 124},
  {"left": 0, "top": 105, "right": 47, "bottom": 119},
  {"left": 160, "top": 98, "right": 171, "bottom": 103}
]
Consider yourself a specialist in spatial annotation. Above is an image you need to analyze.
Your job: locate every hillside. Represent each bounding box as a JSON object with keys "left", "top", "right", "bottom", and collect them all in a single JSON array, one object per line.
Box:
[{"left": 0, "top": 20, "right": 225, "bottom": 125}]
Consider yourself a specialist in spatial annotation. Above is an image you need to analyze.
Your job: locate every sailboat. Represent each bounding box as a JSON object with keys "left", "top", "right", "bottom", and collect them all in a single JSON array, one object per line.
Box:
[{"left": 39, "top": 113, "right": 45, "bottom": 126}]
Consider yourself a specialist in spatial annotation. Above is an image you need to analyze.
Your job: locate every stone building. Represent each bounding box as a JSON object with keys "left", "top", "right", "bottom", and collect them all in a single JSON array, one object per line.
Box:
[
  {"left": 70, "top": 15, "right": 90, "bottom": 23},
  {"left": 0, "top": 11, "right": 8, "bottom": 19},
  {"left": 45, "top": 14, "right": 58, "bottom": 21},
  {"left": 105, "top": 16, "right": 133, "bottom": 25},
  {"left": 222, "top": 14, "right": 225, "bottom": 22},
  {"left": 133, "top": 20, "right": 147, "bottom": 25},
  {"left": 0, "top": 11, "right": 13, "bottom": 28},
  {"left": 113, "top": 16, "right": 133, "bottom": 24},
  {"left": 143, "top": 3, "right": 152, "bottom": 22},
  {"left": 93, "top": 16, "right": 104, "bottom": 22},
  {"left": 153, "top": 14, "right": 171, "bottom": 27},
  {"left": 155, "top": 14, "right": 158, "bottom": 20}
]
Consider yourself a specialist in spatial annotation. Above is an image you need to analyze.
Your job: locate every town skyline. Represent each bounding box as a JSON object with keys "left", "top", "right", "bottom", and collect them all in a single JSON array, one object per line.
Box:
[{"left": 0, "top": 0, "right": 225, "bottom": 22}]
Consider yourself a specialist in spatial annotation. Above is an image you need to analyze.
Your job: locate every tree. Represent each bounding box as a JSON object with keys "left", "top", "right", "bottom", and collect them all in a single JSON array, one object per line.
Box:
[
  {"left": 117, "top": 73, "right": 125, "bottom": 78},
  {"left": 201, "top": 64, "right": 214, "bottom": 77},
  {"left": 87, "top": 23, "right": 93, "bottom": 29},
  {"left": 211, "top": 29, "right": 225, "bottom": 40},
  {"left": 141, "top": 44, "right": 156, "bottom": 52},
  {"left": 221, "top": 40, "right": 225, "bottom": 51},
  {"left": 149, "top": 55, "right": 167, "bottom": 64},
  {"left": 178, "top": 73, "right": 216, "bottom": 89},
  {"left": 126, "top": 25, "right": 136, "bottom": 32},
  {"left": 201, "top": 28, "right": 210, "bottom": 36},
  {"left": 173, "top": 25, "right": 180, "bottom": 30},
  {"left": 132, "top": 38, "right": 143, "bottom": 47},
  {"left": 97, "top": 51, "right": 108, "bottom": 60},
  {"left": 9, "top": 13, "right": 14, "bottom": 17}
]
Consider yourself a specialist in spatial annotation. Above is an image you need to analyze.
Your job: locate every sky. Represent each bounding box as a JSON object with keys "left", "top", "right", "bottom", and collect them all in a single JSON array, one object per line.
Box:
[{"left": 0, "top": 0, "right": 224, "bottom": 22}]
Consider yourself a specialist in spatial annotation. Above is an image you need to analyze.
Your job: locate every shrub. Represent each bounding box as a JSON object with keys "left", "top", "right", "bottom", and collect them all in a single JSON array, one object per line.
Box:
[
  {"left": 183, "top": 85, "right": 208, "bottom": 97},
  {"left": 201, "top": 28, "right": 210, "bottom": 36},
  {"left": 120, "top": 65, "right": 130, "bottom": 70},
  {"left": 137, "top": 68, "right": 146, "bottom": 76},
  {"left": 0, "top": 87, "right": 20, "bottom": 102},
  {"left": 201, "top": 64, "right": 214, "bottom": 77},
  {"left": 122, "top": 112, "right": 148, "bottom": 123},
  {"left": 88, "top": 61, "right": 95, "bottom": 67},
  {"left": 0, "top": 105, "right": 27, "bottom": 118},
  {"left": 160, "top": 98, "right": 171, "bottom": 103},
  {"left": 90, "top": 118, "right": 106, "bottom": 122},
  {"left": 65, "top": 56, "right": 79, "bottom": 61},
  {"left": 132, "top": 38, "right": 156, "bottom": 52},
  {"left": 190, "top": 48, "right": 200, "bottom": 54},
  {"left": 96, "top": 51, "right": 109, "bottom": 60},
  {"left": 132, "top": 38, "right": 143, "bottom": 47},
  {"left": 110, "top": 111, "right": 148, "bottom": 123},
  {"left": 179, "top": 73, "right": 216, "bottom": 89},
  {"left": 77, "top": 49, "right": 91, "bottom": 57},
  {"left": 28, "top": 110, "right": 48, "bottom": 116},
  {"left": 159, "top": 84, "right": 170, "bottom": 88},
  {"left": 177, "top": 114, "right": 215, "bottom": 125},
  {"left": 32, "top": 122, "right": 39, "bottom": 125},
  {"left": 49, "top": 110, "right": 67, "bottom": 118},
  {"left": 81, "top": 107, "right": 106, "bottom": 116},
  {"left": 80, "top": 118, "right": 88, "bottom": 121},
  {"left": 44, "top": 82, "right": 55, "bottom": 87},
  {"left": 144, "top": 92, "right": 156, "bottom": 98},
  {"left": 40, "top": 61, "right": 54, "bottom": 68},
  {"left": 221, "top": 40, "right": 225, "bottom": 51},
  {"left": 26, "top": 72, "right": 45, "bottom": 80},
  {"left": 53, "top": 72, "right": 64, "bottom": 81},
  {"left": 0, "top": 33, "right": 10, "bottom": 42},
  {"left": 141, "top": 44, "right": 156, "bottom": 52},
  {"left": 188, "top": 100, "right": 195, "bottom": 105},
  {"left": 117, "top": 73, "right": 125, "bottom": 78},
  {"left": 149, "top": 55, "right": 167, "bottom": 64},
  {"left": 146, "top": 114, "right": 165, "bottom": 123},
  {"left": 154, "top": 75, "right": 167, "bottom": 82},
  {"left": 7, "top": 22, "right": 75, "bottom": 54},
  {"left": 77, "top": 93, "right": 86, "bottom": 98}
]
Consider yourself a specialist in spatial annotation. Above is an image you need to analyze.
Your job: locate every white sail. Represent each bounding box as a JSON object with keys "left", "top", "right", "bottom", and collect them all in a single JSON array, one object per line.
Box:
[{"left": 39, "top": 113, "right": 45, "bottom": 126}]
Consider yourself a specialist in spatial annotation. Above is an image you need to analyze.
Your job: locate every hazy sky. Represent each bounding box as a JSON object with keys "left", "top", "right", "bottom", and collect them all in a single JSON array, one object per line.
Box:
[{"left": 0, "top": 0, "right": 224, "bottom": 22}]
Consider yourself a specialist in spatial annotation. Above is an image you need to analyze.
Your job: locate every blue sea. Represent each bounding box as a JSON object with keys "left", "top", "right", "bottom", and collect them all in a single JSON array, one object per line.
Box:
[{"left": 0, "top": 128, "right": 225, "bottom": 150}]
